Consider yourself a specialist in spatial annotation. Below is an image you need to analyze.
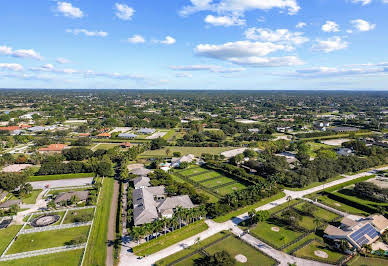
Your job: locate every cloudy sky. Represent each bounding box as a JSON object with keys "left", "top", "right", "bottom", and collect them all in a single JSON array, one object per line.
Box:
[{"left": 0, "top": 0, "right": 387, "bottom": 90}]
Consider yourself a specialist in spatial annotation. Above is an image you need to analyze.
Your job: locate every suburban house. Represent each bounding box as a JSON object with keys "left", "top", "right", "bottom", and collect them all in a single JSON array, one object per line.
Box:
[
  {"left": 331, "top": 127, "right": 359, "bottom": 133},
  {"left": 28, "top": 125, "right": 55, "bottom": 132},
  {"left": 133, "top": 176, "right": 151, "bottom": 189},
  {"left": 0, "top": 199, "right": 21, "bottom": 210},
  {"left": 96, "top": 132, "right": 111, "bottom": 138},
  {"left": 171, "top": 154, "right": 195, "bottom": 168},
  {"left": 132, "top": 182, "right": 194, "bottom": 226},
  {"left": 54, "top": 191, "right": 89, "bottom": 205},
  {"left": 137, "top": 128, "right": 155, "bottom": 134},
  {"left": 120, "top": 142, "right": 132, "bottom": 148},
  {"left": 38, "top": 144, "right": 68, "bottom": 154},
  {"left": 130, "top": 167, "right": 153, "bottom": 176},
  {"left": 118, "top": 133, "right": 138, "bottom": 139},
  {"left": 79, "top": 133, "right": 91, "bottom": 137},
  {"left": 324, "top": 215, "right": 388, "bottom": 250}
]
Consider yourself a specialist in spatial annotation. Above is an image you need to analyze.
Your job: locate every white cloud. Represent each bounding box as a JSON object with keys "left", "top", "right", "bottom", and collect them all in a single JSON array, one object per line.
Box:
[
  {"left": 351, "top": 19, "right": 376, "bottom": 32},
  {"left": 313, "top": 37, "right": 348, "bottom": 53},
  {"left": 115, "top": 3, "right": 135, "bottom": 20},
  {"left": 322, "top": 21, "right": 340, "bottom": 32},
  {"left": 66, "top": 29, "right": 108, "bottom": 37},
  {"left": 296, "top": 22, "right": 306, "bottom": 28},
  {"left": 127, "top": 35, "right": 146, "bottom": 44},
  {"left": 170, "top": 64, "right": 245, "bottom": 73},
  {"left": 159, "top": 36, "right": 176, "bottom": 45},
  {"left": 244, "top": 28, "right": 309, "bottom": 46},
  {"left": 350, "top": 0, "right": 372, "bottom": 5},
  {"left": 56, "top": 2, "right": 84, "bottom": 18},
  {"left": 56, "top": 57, "right": 70, "bottom": 64},
  {"left": 180, "top": 0, "right": 300, "bottom": 17},
  {"left": 286, "top": 66, "right": 387, "bottom": 78},
  {"left": 204, "top": 15, "right": 245, "bottom": 26},
  {"left": 195, "top": 41, "right": 303, "bottom": 67},
  {"left": 30, "top": 64, "right": 78, "bottom": 74},
  {"left": 0, "top": 45, "right": 43, "bottom": 60},
  {"left": 176, "top": 73, "right": 193, "bottom": 78},
  {"left": 0, "top": 63, "right": 24, "bottom": 71}
]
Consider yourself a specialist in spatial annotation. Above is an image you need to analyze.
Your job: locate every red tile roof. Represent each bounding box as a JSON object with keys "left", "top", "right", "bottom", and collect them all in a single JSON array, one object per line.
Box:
[{"left": 38, "top": 144, "right": 67, "bottom": 152}]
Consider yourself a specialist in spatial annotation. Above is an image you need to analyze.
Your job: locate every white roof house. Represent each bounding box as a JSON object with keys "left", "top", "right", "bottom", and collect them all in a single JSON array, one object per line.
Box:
[
  {"left": 133, "top": 176, "right": 151, "bottom": 189},
  {"left": 171, "top": 154, "right": 195, "bottom": 168},
  {"left": 137, "top": 128, "right": 156, "bottom": 134}
]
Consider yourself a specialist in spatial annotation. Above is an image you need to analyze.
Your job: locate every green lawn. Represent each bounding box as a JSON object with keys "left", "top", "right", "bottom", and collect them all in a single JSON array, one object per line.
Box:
[
  {"left": 177, "top": 166, "right": 207, "bottom": 176},
  {"left": 317, "top": 195, "right": 369, "bottom": 216},
  {"left": 283, "top": 233, "right": 317, "bottom": 253},
  {"left": 189, "top": 172, "right": 221, "bottom": 182},
  {"left": 1, "top": 249, "right": 84, "bottom": 266},
  {"left": 21, "top": 190, "right": 42, "bottom": 204},
  {"left": 203, "top": 234, "right": 276, "bottom": 266},
  {"left": 83, "top": 178, "right": 114, "bottom": 266},
  {"left": 215, "top": 183, "right": 246, "bottom": 195},
  {"left": 95, "top": 143, "right": 120, "bottom": 150},
  {"left": 141, "top": 146, "right": 235, "bottom": 157},
  {"left": 28, "top": 173, "right": 94, "bottom": 182},
  {"left": 7, "top": 226, "right": 90, "bottom": 254},
  {"left": 286, "top": 175, "right": 344, "bottom": 191},
  {"left": 250, "top": 221, "right": 303, "bottom": 249},
  {"left": 24, "top": 211, "right": 66, "bottom": 229},
  {"left": 334, "top": 188, "right": 388, "bottom": 207},
  {"left": 214, "top": 192, "right": 286, "bottom": 223},
  {"left": 293, "top": 240, "right": 345, "bottom": 264},
  {"left": 63, "top": 208, "right": 95, "bottom": 224},
  {"left": 294, "top": 202, "right": 339, "bottom": 221},
  {"left": 132, "top": 220, "right": 209, "bottom": 256},
  {"left": 348, "top": 255, "right": 388, "bottom": 266},
  {"left": 0, "top": 225, "right": 22, "bottom": 254},
  {"left": 162, "top": 129, "right": 176, "bottom": 140},
  {"left": 201, "top": 176, "right": 235, "bottom": 188},
  {"left": 156, "top": 231, "right": 228, "bottom": 265}
]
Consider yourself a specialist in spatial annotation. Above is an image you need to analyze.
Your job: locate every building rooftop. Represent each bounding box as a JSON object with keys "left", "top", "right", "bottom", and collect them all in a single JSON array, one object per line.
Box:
[
  {"left": 38, "top": 144, "right": 67, "bottom": 152},
  {"left": 0, "top": 199, "right": 21, "bottom": 208},
  {"left": 54, "top": 191, "right": 89, "bottom": 204}
]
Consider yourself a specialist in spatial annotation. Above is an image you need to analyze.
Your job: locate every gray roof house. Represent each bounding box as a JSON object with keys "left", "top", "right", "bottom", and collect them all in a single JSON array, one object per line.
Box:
[
  {"left": 133, "top": 176, "right": 151, "bottom": 189},
  {"left": 132, "top": 185, "right": 195, "bottom": 226},
  {"left": 118, "top": 133, "right": 138, "bottom": 139},
  {"left": 54, "top": 191, "right": 89, "bottom": 204},
  {"left": 0, "top": 199, "right": 21, "bottom": 209},
  {"left": 171, "top": 154, "right": 195, "bottom": 168},
  {"left": 137, "top": 128, "right": 156, "bottom": 134},
  {"left": 157, "top": 195, "right": 195, "bottom": 218},
  {"left": 131, "top": 167, "right": 152, "bottom": 176}
]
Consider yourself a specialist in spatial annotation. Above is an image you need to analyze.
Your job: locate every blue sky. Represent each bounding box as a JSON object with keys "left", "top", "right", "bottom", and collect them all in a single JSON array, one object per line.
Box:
[{"left": 0, "top": 0, "right": 387, "bottom": 90}]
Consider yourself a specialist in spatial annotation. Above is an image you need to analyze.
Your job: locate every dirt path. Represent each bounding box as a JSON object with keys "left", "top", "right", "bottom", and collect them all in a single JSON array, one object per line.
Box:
[{"left": 106, "top": 179, "right": 120, "bottom": 266}]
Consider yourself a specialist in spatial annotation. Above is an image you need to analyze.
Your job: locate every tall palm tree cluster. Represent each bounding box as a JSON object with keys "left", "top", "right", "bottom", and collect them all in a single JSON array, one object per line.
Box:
[{"left": 130, "top": 206, "right": 207, "bottom": 244}]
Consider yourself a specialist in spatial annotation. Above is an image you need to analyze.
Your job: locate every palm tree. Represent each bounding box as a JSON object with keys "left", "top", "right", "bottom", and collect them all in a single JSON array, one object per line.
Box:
[
  {"left": 132, "top": 227, "right": 141, "bottom": 244},
  {"left": 286, "top": 196, "right": 292, "bottom": 210},
  {"left": 165, "top": 148, "right": 171, "bottom": 159},
  {"left": 175, "top": 207, "right": 184, "bottom": 229},
  {"left": 313, "top": 217, "right": 322, "bottom": 232},
  {"left": 160, "top": 217, "right": 169, "bottom": 235}
]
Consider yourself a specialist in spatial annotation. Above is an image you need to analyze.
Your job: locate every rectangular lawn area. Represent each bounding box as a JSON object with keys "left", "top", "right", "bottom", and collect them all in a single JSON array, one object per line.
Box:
[
  {"left": 250, "top": 221, "right": 303, "bottom": 249},
  {"left": 293, "top": 240, "right": 345, "bottom": 264},
  {"left": 215, "top": 183, "right": 247, "bottom": 196},
  {"left": 7, "top": 226, "right": 90, "bottom": 254},
  {"left": 1, "top": 248, "right": 84, "bottom": 266},
  {"left": 189, "top": 172, "right": 221, "bottom": 182},
  {"left": 0, "top": 225, "right": 22, "bottom": 254},
  {"left": 63, "top": 208, "right": 95, "bottom": 224},
  {"left": 201, "top": 176, "right": 235, "bottom": 188}
]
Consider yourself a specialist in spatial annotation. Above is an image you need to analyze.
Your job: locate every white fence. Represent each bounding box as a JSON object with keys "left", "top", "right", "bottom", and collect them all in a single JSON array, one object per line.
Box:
[{"left": 20, "top": 221, "right": 92, "bottom": 234}]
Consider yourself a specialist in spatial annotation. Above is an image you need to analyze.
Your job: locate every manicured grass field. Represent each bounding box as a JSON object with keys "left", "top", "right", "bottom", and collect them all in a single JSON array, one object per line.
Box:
[
  {"left": 141, "top": 146, "right": 235, "bottom": 157},
  {"left": 294, "top": 202, "right": 339, "bottom": 221},
  {"left": 177, "top": 166, "right": 207, "bottom": 176},
  {"left": 9, "top": 190, "right": 42, "bottom": 204},
  {"left": 293, "top": 240, "right": 345, "bottom": 264},
  {"left": 189, "top": 172, "right": 220, "bottom": 182},
  {"left": 24, "top": 211, "right": 66, "bottom": 229},
  {"left": 28, "top": 173, "right": 94, "bottom": 181},
  {"left": 334, "top": 188, "right": 388, "bottom": 207},
  {"left": 283, "top": 233, "right": 317, "bottom": 253},
  {"left": 63, "top": 208, "right": 95, "bottom": 224},
  {"left": 317, "top": 195, "right": 369, "bottom": 216},
  {"left": 201, "top": 176, "right": 235, "bottom": 188},
  {"left": 83, "top": 178, "right": 114, "bottom": 266},
  {"left": 215, "top": 182, "right": 246, "bottom": 195},
  {"left": 0, "top": 225, "right": 22, "bottom": 254},
  {"left": 348, "top": 255, "right": 388, "bottom": 266},
  {"left": 156, "top": 231, "right": 228, "bottom": 265},
  {"left": 214, "top": 192, "right": 286, "bottom": 223},
  {"left": 95, "top": 143, "right": 120, "bottom": 150},
  {"left": 7, "top": 226, "right": 90, "bottom": 254},
  {"left": 132, "top": 220, "right": 209, "bottom": 256},
  {"left": 162, "top": 129, "right": 176, "bottom": 140},
  {"left": 1, "top": 249, "right": 84, "bottom": 266},
  {"left": 203, "top": 234, "right": 276, "bottom": 266},
  {"left": 250, "top": 221, "right": 303, "bottom": 249}
]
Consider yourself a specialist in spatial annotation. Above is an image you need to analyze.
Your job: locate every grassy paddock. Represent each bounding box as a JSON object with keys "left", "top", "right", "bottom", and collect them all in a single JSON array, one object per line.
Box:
[
  {"left": 1, "top": 249, "right": 84, "bottom": 266},
  {"left": 214, "top": 192, "right": 286, "bottom": 223},
  {"left": 317, "top": 195, "right": 369, "bottom": 216},
  {"left": 348, "top": 255, "right": 388, "bottom": 266},
  {"left": 0, "top": 225, "right": 23, "bottom": 254},
  {"left": 63, "top": 208, "right": 95, "bottom": 224},
  {"left": 83, "top": 178, "right": 114, "bottom": 266},
  {"left": 132, "top": 220, "right": 209, "bottom": 256},
  {"left": 7, "top": 226, "right": 90, "bottom": 254},
  {"left": 29, "top": 173, "right": 94, "bottom": 182},
  {"left": 293, "top": 240, "right": 345, "bottom": 264}
]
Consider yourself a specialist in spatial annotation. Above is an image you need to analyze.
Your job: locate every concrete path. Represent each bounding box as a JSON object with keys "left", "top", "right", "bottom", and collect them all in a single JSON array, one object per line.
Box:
[
  {"left": 12, "top": 190, "right": 47, "bottom": 225},
  {"left": 28, "top": 177, "right": 93, "bottom": 190},
  {"left": 118, "top": 166, "right": 388, "bottom": 266}
]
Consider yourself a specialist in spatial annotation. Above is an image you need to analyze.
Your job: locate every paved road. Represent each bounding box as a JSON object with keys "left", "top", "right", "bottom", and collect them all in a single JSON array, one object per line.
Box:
[
  {"left": 13, "top": 190, "right": 47, "bottom": 225},
  {"left": 118, "top": 166, "right": 388, "bottom": 266},
  {"left": 106, "top": 180, "right": 120, "bottom": 266},
  {"left": 28, "top": 177, "right": 94, "bottom": 189}
]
